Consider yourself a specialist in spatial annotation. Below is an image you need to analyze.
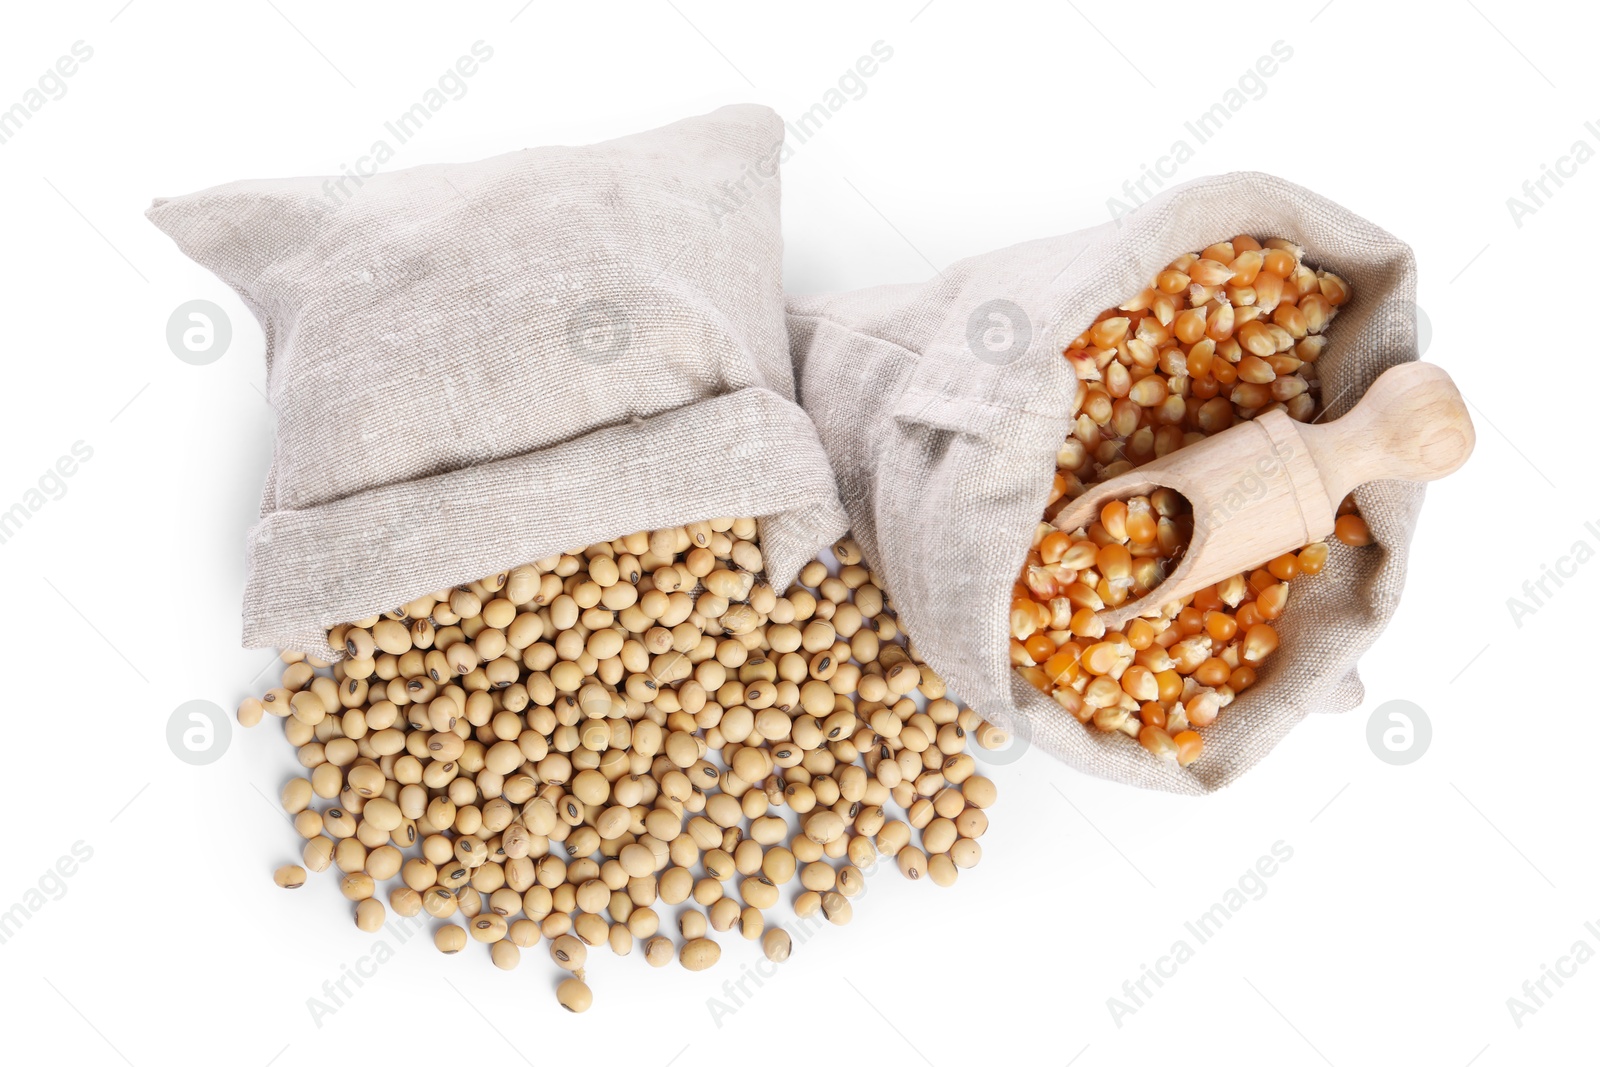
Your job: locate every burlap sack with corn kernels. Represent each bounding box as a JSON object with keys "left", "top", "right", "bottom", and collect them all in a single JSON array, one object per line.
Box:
[{"left": 787, "top": 172, "right": 1424, "bottom": 793}]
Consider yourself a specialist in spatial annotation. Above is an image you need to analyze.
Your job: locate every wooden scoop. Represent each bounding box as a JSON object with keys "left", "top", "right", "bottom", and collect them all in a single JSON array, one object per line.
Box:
[{"left": 1051, "top": 361, "right": 1475, "bottom": 628}]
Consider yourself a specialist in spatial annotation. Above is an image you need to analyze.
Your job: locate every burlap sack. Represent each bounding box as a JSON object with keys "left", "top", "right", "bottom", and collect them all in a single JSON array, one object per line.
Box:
[
  {"left": 787, "top": 171, "right": 1423, "bottom": 793},
  {"left": 148, "top": 104, "right": 848, "bottom": 656}
]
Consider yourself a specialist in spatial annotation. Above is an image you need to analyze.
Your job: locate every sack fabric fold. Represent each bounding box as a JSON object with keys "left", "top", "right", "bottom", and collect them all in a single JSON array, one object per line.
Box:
[
  {"left": 787, "top": 171, "right": 1423, "bottom": 793},
  {"left": 148, "top": 104, "right": 849, "bottom": 656}
]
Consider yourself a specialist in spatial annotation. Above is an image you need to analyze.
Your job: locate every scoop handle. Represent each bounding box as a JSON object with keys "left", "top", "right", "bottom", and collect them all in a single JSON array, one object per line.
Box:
[{"left": 1299, "top": 361, "right": 1474, "bottom": 506}]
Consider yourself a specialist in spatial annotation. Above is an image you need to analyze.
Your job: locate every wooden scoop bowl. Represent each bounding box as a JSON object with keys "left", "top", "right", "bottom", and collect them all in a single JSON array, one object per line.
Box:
[{"left": 1051, "top": 361, "right": 1475, "bottom": 629}]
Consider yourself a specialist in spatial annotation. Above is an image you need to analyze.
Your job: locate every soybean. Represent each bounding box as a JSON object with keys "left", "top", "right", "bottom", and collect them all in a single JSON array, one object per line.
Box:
[
  {"left": 550, "top": 934, "right": 586, "bottom": 971},
  {"left": 556, "top": 977, "right": 593, "bottom": 1013},
  {"left": 680, "top": 937, "right": 720, "bottom": 971},
  {"left": 762, "top": 927, "right": 792, "bottom": 963},
  {"left": 435, "top": 925, "right": 467, "bottom": 954}
]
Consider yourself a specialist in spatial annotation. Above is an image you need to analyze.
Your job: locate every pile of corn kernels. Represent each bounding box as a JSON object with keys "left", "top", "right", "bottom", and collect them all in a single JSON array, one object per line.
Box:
[
  {"left": 1011, "top": 236, "right": 1373, "bottom": 765},
  {"left": 243, "top": 524, "right": 1002, "bottom": 1011}
]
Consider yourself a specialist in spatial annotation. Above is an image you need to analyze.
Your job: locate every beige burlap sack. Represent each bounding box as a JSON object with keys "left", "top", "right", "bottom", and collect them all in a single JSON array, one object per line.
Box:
[
  {"left": 148, "top": 104, "right": 848, "bottom": 656},
  {"left": 787, "top": 171, "right": 1423, "bottom": 793}
]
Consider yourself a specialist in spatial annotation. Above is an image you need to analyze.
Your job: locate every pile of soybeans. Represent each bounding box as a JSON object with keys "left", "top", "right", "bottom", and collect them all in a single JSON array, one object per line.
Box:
[{"left": 244, "top": 524, "right": 1002, "bottom": 1011}]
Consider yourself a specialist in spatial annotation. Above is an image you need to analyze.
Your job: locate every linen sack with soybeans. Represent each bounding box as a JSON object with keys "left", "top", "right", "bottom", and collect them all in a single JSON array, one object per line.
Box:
[{"left": 146, "top": 104, "right": 849, "bottom": 656}]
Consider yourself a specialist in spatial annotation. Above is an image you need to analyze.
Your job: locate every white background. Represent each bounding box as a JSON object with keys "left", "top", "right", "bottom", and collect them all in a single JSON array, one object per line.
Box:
[{"left": 0, "top": 2, "right": 1590, "bottom": 1064}]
